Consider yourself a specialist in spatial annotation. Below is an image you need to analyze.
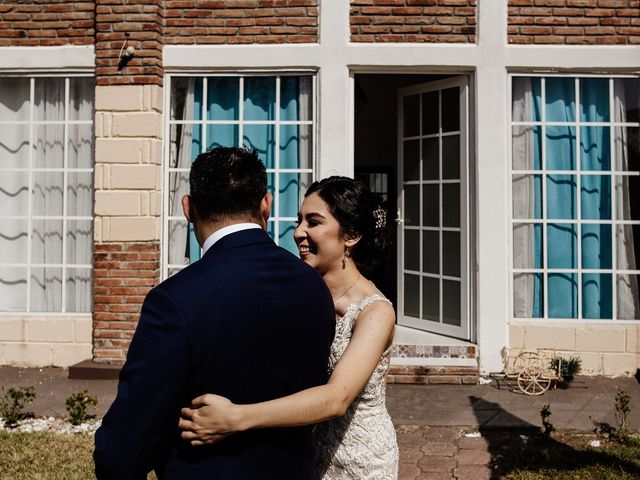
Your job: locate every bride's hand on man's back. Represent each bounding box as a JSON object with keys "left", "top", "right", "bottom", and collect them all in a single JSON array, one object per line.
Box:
[{"left": 179, "top": 394, "right": 238, "bottom": 446}]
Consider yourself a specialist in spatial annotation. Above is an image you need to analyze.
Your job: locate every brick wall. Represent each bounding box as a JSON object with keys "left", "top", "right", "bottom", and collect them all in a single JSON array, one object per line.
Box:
[
  {"left": 164, "top": 0, "right": 319, "bottom": 45},
  {"left": 0, "top": 1, "right": 95, "bottom": 47},
  {"left": 350, "top": 0, "right": 477, "bottom": 43},
  {"left": 508, "top": 0, "right": 640, "bottom": 44},
  {"left": 93, "top": 242, "right": 160, "bottom": 363}
]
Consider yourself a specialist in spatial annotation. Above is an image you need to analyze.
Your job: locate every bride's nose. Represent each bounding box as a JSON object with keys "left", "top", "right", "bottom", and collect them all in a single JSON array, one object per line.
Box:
[{"left": 293, "top": 223, "right": 304, "bottom": 241}]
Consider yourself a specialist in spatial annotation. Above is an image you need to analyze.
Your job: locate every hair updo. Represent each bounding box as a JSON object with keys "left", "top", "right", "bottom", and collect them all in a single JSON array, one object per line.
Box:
[{"left": 305, "top": 176, "right": 389, "bottom": 275}]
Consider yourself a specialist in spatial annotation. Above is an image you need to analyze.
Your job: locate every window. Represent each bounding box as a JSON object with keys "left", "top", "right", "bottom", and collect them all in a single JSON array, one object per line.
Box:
[
  {"left": 512, "top": 75, "right": 640, "bottom": 320},
  {"left": 164, "top": 74, "right": 315, "bottom": 278},
  {"left": 0, "top": 76, "right": 94, "bottom": 313}
]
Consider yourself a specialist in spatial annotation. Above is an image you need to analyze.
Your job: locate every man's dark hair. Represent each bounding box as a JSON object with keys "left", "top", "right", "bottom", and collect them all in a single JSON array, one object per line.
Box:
[{"left": 189, "top": 146, "right": 267, "bottom": 223}]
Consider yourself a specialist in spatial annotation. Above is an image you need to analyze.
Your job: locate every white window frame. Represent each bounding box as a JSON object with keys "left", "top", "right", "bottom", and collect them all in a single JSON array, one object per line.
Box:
[{"left": 509, "top": 72, "right": 640, "bottom": 323}]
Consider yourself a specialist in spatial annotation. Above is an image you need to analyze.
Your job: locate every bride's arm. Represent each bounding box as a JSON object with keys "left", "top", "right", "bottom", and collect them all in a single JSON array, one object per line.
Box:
[{"left": 179, "top": 301, "right": 395, "bottom": 445}]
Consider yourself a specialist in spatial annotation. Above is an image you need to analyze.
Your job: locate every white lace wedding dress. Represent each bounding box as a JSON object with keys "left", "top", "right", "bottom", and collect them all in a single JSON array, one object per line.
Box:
[{"left": 313, "top": 294, "right": 399, "bottom": 480}]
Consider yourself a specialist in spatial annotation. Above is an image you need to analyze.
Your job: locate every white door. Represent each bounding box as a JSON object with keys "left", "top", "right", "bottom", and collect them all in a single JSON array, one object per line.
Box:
[{"left": 397, "top": 77, "right": 471, "bottom": 340}]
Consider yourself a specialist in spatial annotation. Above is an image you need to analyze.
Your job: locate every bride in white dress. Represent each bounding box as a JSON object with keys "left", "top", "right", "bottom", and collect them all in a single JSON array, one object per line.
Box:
[{"left": 179, "top": 176, "right": 399, "bottom": 479}]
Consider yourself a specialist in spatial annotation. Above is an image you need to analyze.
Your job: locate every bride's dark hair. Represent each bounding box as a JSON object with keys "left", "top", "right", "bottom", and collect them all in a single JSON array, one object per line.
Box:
[{"left": 305, "top": 176, "right": 389, "bottom": 275}]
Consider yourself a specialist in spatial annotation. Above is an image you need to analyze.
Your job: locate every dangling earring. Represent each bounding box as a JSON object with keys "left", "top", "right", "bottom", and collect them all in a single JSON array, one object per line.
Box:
[{"left": 342, "top": 248, "right": 350, "bottom": 269}]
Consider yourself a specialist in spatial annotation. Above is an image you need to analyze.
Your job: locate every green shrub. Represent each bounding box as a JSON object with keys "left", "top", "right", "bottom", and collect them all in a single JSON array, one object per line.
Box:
[
  {"left": 550, "top": 356, "right": 582, "bottom": 383},
  {"left": 66, "top": 391, "right": 98, "bottom": 426},
  {"left": 615, "top": 389, "right": 632, "bottom": 439},
  {"left": 0, "top": 386, "right": 36, "bottom": 428}
]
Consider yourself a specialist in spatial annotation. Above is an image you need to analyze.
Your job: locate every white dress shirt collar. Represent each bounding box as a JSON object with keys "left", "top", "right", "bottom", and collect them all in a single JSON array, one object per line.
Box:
[{"left": 202, "top": 223, "right": 262, "bottom": 255}]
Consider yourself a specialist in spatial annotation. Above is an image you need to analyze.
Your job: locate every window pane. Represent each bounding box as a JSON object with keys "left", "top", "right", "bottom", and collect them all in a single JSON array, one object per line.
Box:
[
  {"left": 278, "top": 221, "right": 297, "bottom": 254},
  {"left": 548, "top": 273, "right": 578, "bottom": 318},
  {"left": 422, "top": 91, "right": 438, "bottom": 135},
  {"left": 615, "top": 175, "right": 640, "bottom": 220},
  {"left": 442, "top": 231, "right": 460, "bottom": 278},
  {"left": 582, "top": 223, "right": 612, "bottom": 269},
  {"left": 442, "top": 135, "right": 460, "bottom": 180},
  {"left": 207, "top": 77, "right": 239, "bottom": 121},
  {"left": 403, "top": 94, "right": 419, "bottom": 137},
  {"left": 34, "top": 124, "right": 64, "bottom": 169},
  {"left": 615, "top": 127, "right": 639, "bottom": 172},
  {"left": 580, "top": 78, "right": 610, "bottom": 123},
  {"left": 34, "top": 78, "right": 64, "bottom": 122},
  {"left": 0, "top": 172, "right": 29, "bottom": 216},
  {"left": 617, "top": 274, "right": 640, "bottom": 320},
  {"left": 30, "top": 266, "right": 62, "bottom": 312},
  {"left": 244, "top": 77, "right": 275, "bottom": 121},
  {"left": 0, "top": 267, "right": 27, "bottom": 311},
  {"left": 33, "top": 171, "right": 63, "bottom": 216},
  {"left": 404, "top": 185, "right": 420, "bottom": 226},
  {"left": 512, "top": 126, "right": 542, "bottom": 171},
  {"left": 513, "top": 273, "right": 543, "bottom": 318},
  {"left": 614, "top": 78, "right": 639, "bottom": 124},
  {"left": 404, "top": 229, "right": 420, "bottom": 271},
  {"left": 69, "top": 77, "right": 94, "bottom": 122},
  {"left": 207, "top": 124, "right": 239, "bottom": 152},
  {"left": 422, "top": 184, "right": 438, "bottom": 227},
  {"left": 403, "top": 139, "right": 420, "bottom": 181},
  {"left": 168, "top": 220, "right": 189, "bottom": 266},
  {"left": 545, "top": 77, "right": 575, "bottom": 122},
  {"left": 548, "top": 223, "right": 577, "bottom": 269},
  {"left": 0, "top": 123, "right": 29, "bottom": 169},
  {"left": 422, "top": 276, "right": 439, "bottom": 321},
  {"left": 66, "top": 267, "right": 91, "bottom": 313},
  {"left": 442, "top": 279, "right": 461, "bottom": 326},
  {"left": 512, "top": 77, "right": 542, "bottom": 122},
  {"left": 617, "top": 224, "right": 640, "bottom": 270},
  {"left": 280, "top": 124, "right": 312, "bottom": 169},
  {"left": 280, "top": 76, "right": 312, "bottom": 121},
  {"left": 170, "top": 77, "right": 201, "bottom": 121},
  {"left": 422, "top": 137, "right": 438, "bottom": 181},
  {"left": 512, "top": 174, "right": 542, "bottom": 220},
  {"left": 581, "top": 174, "right": 611, "bottom": 220},
  {"left": 0, "top": 78, "right": 29, "bottom": 121},
  {"left": 31, "top": 218, "right": 63, "bottom": 264},
  {"left": 581, "top": 126, "right": 610, "bottom": 171},
  {"left": 404, "top": 273, "right": 420, "bottom": 317},
  {"left": 278, "top": 172, "right": 311, "bottom": 218},
  {"left": 582, "top": 273, "right": 612, "bottom": 319},
  {"left": 67, "top": 124, "right": 93, "bottom": 169},
  {"left": 441, "top": 87, "right": 459, "bottom": 133},
  {"left": 442, "top": 184, "right": 460, "bottom": 228},
  {"left": 546, "top": 125, "right": 575, "bottom": 171},
  {"left": 242, "top": 124, "right": 274, "bottom": 168},
  {"left": 422, "top": 230, "right": 439, "bottom": 274},
  {"left": 513, "top": 223, "right": 543, "bottom": 269},
  {"left": 67, "top": 172, "right": 93, "bottom": 217},
  {"left": 66, "top": 220, "right": 93, "bottom": 265},
  {"left": 0, "top": 220, "right": 28, "bottom": 263},
  {"left": 547, "top": 174, "right": 576, "bottom": 219}
]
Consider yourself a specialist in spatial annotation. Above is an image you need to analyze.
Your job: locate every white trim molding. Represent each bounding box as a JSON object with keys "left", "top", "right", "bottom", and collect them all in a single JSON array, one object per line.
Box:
[{"left": 0, "top": 46, "right": 95, "bottom": 72}]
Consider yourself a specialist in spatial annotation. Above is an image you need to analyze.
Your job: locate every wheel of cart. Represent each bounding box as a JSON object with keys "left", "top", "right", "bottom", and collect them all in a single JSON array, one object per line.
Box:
[{"left": 502, "top": 350, "right": 560, "bottom": 395}]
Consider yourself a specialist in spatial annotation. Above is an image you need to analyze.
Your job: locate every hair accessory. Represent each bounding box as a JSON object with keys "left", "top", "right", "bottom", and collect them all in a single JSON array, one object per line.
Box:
[{"left": 373, "top": 206, "right": 386, "bottom": 230}]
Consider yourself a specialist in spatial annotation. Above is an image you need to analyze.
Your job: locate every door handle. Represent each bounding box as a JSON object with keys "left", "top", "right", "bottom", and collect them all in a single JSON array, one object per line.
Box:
[{"left": 395, "top": 208, "right": 404, "bottom": 224}]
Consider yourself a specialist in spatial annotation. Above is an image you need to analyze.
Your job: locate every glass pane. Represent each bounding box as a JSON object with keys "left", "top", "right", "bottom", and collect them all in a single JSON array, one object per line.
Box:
[
  {"left": 404, "top": 229, "right": 420, "bottom": 271},
  {"left": 30, "top": 266, "right": 62, "bottom": 312},
  {"left": 404, "top": 273, "right": 420, "bottom": 318},
  {"left": 582, "top": 223, "right": 612, "bottom": 269},
  {"left": 615, "top": 175, "right": 640, "bottom": 220},
  {"left": 615, "top": 127, "right": 639, "bottom": 172},
  {"left": 442, "top": 135, "right": 460, "bottom": 180},
  {"left": 67, "top": 124, "right": 93, "bottom": 169},
  {"left": 422, "top": 276, "right": 439, "bottom": 321},
  {"left": 546, "top": 125, "right": 576, "bottom": 171},
  {"left": 0, "top": 123, "right": 29, "bottom": 169},
  {"left": 582, "top": 273, "right": 612, "bottom": 319},
  {"left": 545, "top": 77, "right": 575, "bottom": 122},
  {"left": 442, "top": 231, "right": 460, "bottom": 278},
  {"left": 580, "top": 77, "right": 609, "bottom": 123},
  {"left": 617, "top": 274, "right": 640, "bottom": 320},
  {"left": 404, "top": 185, "right": 420, "bottom": 226},
  {"left": 280, "top": 124, "right": 312, "bottom": 169},
  {"left": 0, "top": 78, "right": 29, "bottom": 121},
  {"left": 513, "top": 223, "right": 543, "bottom": 269},
  {"left": 278, "top": 221, "right": 297, "bottom": 254},
  {"left": 66, "top": 220, "right": 93, "bottom": 265},
  {"left": 243, "top": 77, "right": 275, "bottom": 121},
  {"left": 279, "top": 172, "right": 311, "bottom": 218},
  {"left": 422, "top": 137, "right": 438, "bottom": 181},
  {"left": 512, "top": 174, "right": 542, "bottom": 220},
  {"left": 168, "top": 268, "right": 184, "bottom": 278},
  {"left": 442, "top": 279, "right": 461, "bottom": 326},
  {"left": 614, "top": 78, "right": 639, "bottom": 124},
  {"left": 617, "top": 224, "right": 640, "bottom": 270},
  {"left": 442, "top": 184, "right": 460, "bottom": 228},
  {"left": 581, "top": 174, "right": 611, "bottom": 220},
  {"left": 66, "top": 267, "right": 92, "bottom": 313},
  {"left": 403, "top": 95, "right": 419, "bottom": 137},
  {"left": 422, "top": 184, "right": 438, "bottom": 227},
  {"left": 547, "top": 174, "right": 576, "bottom": 219},
  {"left": 581, "top": 126, "right": 610, "bottom": 171},
  {"left": 34, "top": 78, "right": 64, "bottom": 122},
  {"left": 0, "top": 267, "right": 27, "bottom": 311},
  {"left": 403, "top": 140, "right": 420, "bottom": 181},
  {"left": 31, "top": 218, "right": 63, "bottom": 264},
  {"left": 422, "top": 91, "right": 438, "bottom": 135},
  {"left": 207, "top": 77, "right": 239, "bottom": 121},
  {"left": 0, "top": 219, "right": 28, "bottom": 263},
  {"left": 242, "top": 124, "right": 274, "bottom": 169},
  {"left": 512, "top": 77, "right": 542, "bottom": 122},
  {"left": 280, "top": 76, "right": 312, "bottom": 121},
  {"left": 267, "top": 220, "right": 275, "bottom": 242},
  {"left": 513, "top": 273, "right": 543, "bottom": 318},
  {"left": 68, "top": 77, "right": 94, "bottom": 122},
  {"left": 422, "top": 230, "right": 439, "bottom": 274},
  {"left": 441, "top": 87, "right": 459, "bottom": 133},
  {"left": 512, "top": 126, "right": 542, "bottom": 171},
  {"left": 33, "top": 171, "right": 64, "bottom": 216},
  {"left": 548, "top": 223, "right": 577, "bottom": 269},
  {"left": 168, "top": 220, "right": 189, "bottom": 266},
  {"left": 170, "top": 77, "right": 201, "bottom": 121},
  {"left": 267, "top": 172, "right": 275, "bottom": 200},
  {"left": 207, "top": 124, "right": 238, "bottom": 152},
  {"left": 34, "top": 125, "right": 64, "bottom": 169},
  {"left": 67, "top": 172, "right": 94, "bottom": 217},
  {"left": 548, "top": 273, "right": 578, "bottom": 318},
  {"left": 0, "top": 172, "right": 29, "bottom": 216}
]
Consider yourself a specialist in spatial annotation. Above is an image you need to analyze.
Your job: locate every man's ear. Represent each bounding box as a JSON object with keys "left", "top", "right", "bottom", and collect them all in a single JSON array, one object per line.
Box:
[
  {"left": 182, "top": 195, "right": 193, "bottom": 223},
  {"left": 259, "top": 191, "right": 273, "bottom": 227}
]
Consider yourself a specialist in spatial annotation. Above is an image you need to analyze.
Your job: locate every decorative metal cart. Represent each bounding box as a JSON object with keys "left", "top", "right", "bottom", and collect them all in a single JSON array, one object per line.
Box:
[{"left": 495, "top": 350, "right": 562, "bottom": 395}]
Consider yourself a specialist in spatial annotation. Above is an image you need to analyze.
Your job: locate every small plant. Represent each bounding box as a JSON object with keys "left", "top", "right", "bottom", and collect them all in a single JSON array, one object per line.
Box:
[
  {"left": 540, "top": 403, "right": 555, "bottom": 437},
  {"left": 66, "top": 390, "right": 98, "bottom": 426},
  {"left": 0, "top": 385, "right": 36, "bottom": 428},
  {"left": 614, "top": 389, "right": 631, "bottom": 439},
  {"left": 550, "top": 356, "right": 582, "bottom": 383}
]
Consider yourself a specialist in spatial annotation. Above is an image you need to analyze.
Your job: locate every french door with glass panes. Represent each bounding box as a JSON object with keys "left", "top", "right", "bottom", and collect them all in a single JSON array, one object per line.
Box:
[{"left": 397, "top": 77, "right": 471, "bottom": 340}]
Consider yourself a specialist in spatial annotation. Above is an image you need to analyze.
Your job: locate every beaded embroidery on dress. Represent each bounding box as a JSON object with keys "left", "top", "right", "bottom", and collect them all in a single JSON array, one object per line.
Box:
[{"left": 313, "top": 294, "right": 399, "bottom": 480}]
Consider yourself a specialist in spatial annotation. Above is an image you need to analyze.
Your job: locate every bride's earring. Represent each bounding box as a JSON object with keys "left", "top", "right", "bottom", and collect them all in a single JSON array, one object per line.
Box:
[{"left": 342, "top": 248, "right": 350, "bottom": 269}]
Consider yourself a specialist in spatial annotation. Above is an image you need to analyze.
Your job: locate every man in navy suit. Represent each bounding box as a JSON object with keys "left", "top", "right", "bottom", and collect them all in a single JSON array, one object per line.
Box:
[{"left": 94, "top": 146, "right": 335, "bottom": 479}]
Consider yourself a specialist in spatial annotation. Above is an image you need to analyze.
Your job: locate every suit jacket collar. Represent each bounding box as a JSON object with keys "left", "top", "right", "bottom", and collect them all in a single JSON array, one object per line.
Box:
[{"left": 202, "top": 227, "right": 274, "bottom": 256}]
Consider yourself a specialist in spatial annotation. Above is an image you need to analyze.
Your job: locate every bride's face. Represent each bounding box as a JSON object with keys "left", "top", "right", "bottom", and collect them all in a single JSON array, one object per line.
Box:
[{"left": 294, "top": 192, "right": 346, "bottom": 274}]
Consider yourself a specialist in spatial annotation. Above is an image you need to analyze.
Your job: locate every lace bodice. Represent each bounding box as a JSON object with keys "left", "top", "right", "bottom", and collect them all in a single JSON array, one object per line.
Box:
[{"left": 314, "top": 294, "right": 399, "bottom": 480}]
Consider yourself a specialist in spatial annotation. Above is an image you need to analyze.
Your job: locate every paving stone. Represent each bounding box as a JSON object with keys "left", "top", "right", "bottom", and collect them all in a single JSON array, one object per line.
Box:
[
  {"left": 454, "top": 465, "right": 494, "bottom": 480},
  {"left": 417, "top": 455, "right": 456, "bottom": 472},
  {"left": 398, "top": 462, "right": 422, "bottom": 480},
  {"left": 424, "top": 426, "right": 461, "bottom": 442},
  {"left": 398, "top": 431, "right": 427, "bottom": 447},
  {"left": 455, "top": 448, "right": 492, "bottom": 465},
  {"left": 457, "top": 436, "right": 490, "bottom": 450},
  {"left": 420, "top": 472, "right": 455, "bottom": 480},
  {"left": 399, "top": 447, "right": 423, "bottom": 464},
  {"left": 420, "top": 440, "right": 457, "bottom": 457}
]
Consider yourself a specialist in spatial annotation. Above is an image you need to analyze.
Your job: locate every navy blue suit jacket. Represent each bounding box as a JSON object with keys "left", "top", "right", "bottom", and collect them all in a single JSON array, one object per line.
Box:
[{"left": 94, "top": 228, "right": 335, "bottom": 479}]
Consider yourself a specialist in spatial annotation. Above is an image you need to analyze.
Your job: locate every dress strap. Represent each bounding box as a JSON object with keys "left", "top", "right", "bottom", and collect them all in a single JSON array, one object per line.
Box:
[{"left": 355, "top": 294, "right": 392, "bottom": 312}]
